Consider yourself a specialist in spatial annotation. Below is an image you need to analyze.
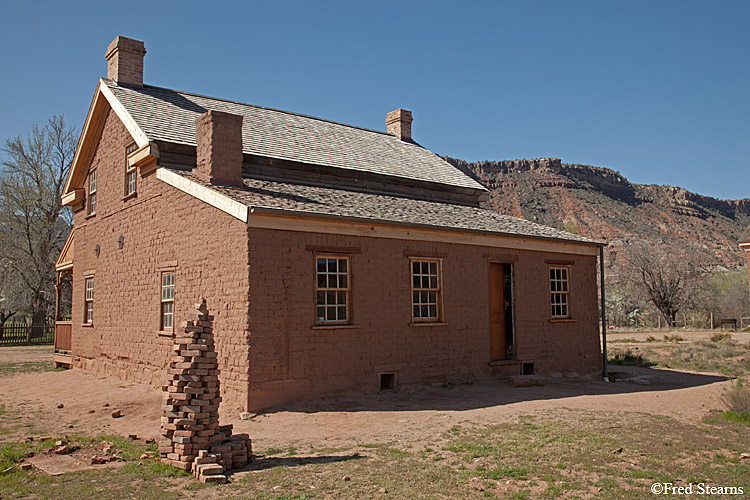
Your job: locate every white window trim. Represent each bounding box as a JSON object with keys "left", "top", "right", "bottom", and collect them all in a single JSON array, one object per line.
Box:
[
  {"left": 315, "top": 255, "right": 352, "bottom": 325},
  {"left": 160, "top": 271, "right": 175, "bottom": 331},
  {"left": 550, "top": 265, "right": 571, "bottom": 319},
  {"left": 410, "top": 257, "right": 444, "bottom": 323}
]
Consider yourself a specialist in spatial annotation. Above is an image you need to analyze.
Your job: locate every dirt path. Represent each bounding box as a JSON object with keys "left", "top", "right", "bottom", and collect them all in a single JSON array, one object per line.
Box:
[
  {"left": 0, "top": 345, "right": 54, "bottom": 364},
  {"left": 0, "top": 357, "right": 732, "bottom": 453}
]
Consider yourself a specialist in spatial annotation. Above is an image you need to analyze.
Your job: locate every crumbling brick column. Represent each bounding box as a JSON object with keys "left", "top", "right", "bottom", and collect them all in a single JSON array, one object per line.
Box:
[{"left": 160, "top": 298, "right": 252, "bottom": 483}]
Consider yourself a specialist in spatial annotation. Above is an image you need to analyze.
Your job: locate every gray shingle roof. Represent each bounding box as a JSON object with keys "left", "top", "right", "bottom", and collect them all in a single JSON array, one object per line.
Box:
[
  {"left": 105, "top": 80, "right": 486, "bottom": 192},
  {"left": 168, "top": 169, "right": 600, "bottom": 245}
]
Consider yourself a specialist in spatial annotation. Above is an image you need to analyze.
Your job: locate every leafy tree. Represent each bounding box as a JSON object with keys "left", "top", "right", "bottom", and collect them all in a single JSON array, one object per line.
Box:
[{"left": 0, "top": 116, "right": 76, "bottom": 330}]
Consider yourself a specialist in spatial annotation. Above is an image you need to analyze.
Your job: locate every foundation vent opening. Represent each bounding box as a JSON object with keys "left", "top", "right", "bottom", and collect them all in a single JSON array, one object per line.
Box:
[
  {"left": 522, "top": 362, "right": 535, "bottom": 375},
  {"left": 379, "top": 373, "right": 396, "bottom": 391}
]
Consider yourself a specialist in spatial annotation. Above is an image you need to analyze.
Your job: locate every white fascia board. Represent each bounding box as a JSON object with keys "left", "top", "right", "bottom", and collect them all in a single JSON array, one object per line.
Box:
[
  {"left": 98, "top": 79, "right": 150, "bottom": 147},
  {"left": 156, "top": 168, "right": 249, "bottom": 223}
]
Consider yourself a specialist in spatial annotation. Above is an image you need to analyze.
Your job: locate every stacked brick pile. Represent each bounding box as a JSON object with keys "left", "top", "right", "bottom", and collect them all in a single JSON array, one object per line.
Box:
[{"left": 160, "top": 299, "right": 252, "bottom": 483}]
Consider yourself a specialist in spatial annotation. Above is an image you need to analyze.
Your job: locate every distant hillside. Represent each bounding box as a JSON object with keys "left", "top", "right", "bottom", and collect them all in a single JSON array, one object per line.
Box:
[{"left": 445, "top": 157, "right": 750, "bottom": 267}]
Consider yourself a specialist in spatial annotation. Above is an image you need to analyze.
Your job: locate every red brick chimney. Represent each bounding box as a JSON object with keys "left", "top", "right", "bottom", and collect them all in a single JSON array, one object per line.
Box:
[
  {"left": 386, "top": 109, "right": 413, "bottom": 141},
  {"left": 106, "top": 36, "right": 146, "bottom": 87},
  {"left": 195, "top": 110, "right": 244, "bottom": 188}
]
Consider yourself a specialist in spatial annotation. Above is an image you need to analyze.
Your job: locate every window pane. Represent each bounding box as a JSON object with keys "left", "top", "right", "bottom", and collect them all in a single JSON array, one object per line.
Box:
[
  {"left": 327, "top": 259, "right": 337, "bottom": 273},
  {"left": 328, "top": 274, "right": 338, "bottom": 288},
  {"left": 413, "top": 305, "right": 420, "bottom": 317},
  {"left": 339, "top": 275, "right": 347, "bottom": 288},
  {"left": 317, "top": 274, "right": 326, "bottom": 288},
  {"left": 339, "top": 259, "right": 347, "bottom": 272},
  {"left": 326, "top": 306, "right": 336, "bottom": 321},
  {"left": 420, "top": 305, "right": 429, "bottom": 317},
  {"left": 429, "top": 305, "right": 437, "bottom": 318},
  {"left": 337, "top": 306, "right": 347, "bottom": 320},
  {"left": 326, "top": 291, "right": 336, "bottom": 304},
  {"left": 421, "top": 262, "right": 429, "bottom": 274},
  {"left": 429, "top": 291, "right": 437, "bottom": 304},
  {"left": 317, "top": 291, "right": 325, "bottom": 306},
  {"left": 413, "top": 291, "right": 419, "bottom": 303},
  {"left": 429, "top": 276, "right": 438, "bottom": 289},
  {"left": 412, "top": 261, "right": 419, "bottom": 274},
  {"left": 316, "top": 306, "right": 325, "bottom": 321},
  {"left": 429, "top": 262, "right": 437, "bottom": 275},
  {"left": 317, "top": 258, "right": 326, "bottom": 273},
  {"left": 337, "top": 291, "right": 347, "bottom": 305}
]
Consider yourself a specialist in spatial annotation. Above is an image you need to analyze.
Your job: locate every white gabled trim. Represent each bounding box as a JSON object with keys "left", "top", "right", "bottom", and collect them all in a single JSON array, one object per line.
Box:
[
  {"left": 740, "top": 242, "right": 750, "bottom": 248},
  {"left": 156, "top": 168, "right": 249, "bottom": 223},
  {"left": 63, "top": 79, "right": 151, "bottom": 197},
  {"left": 98, "top": 80, "right": 150, "bottom": 147}
]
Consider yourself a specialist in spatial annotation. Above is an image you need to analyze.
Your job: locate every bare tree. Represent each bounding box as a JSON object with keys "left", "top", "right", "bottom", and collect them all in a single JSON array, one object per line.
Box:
[
  {"left": 0, "top": 116, "right": 76, "bottom": 331},
  {"left": 617, "top": 241, "right": 700, "bottom": 326}
]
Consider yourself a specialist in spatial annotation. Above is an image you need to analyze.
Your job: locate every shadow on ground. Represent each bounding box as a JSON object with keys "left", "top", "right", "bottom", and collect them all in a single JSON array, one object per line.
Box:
[
  {"left": 232, "top": 454, "right": 362, "bottom": 473},
  {"left": 259, "top": 366, "right": 728, "bottom": 414}
]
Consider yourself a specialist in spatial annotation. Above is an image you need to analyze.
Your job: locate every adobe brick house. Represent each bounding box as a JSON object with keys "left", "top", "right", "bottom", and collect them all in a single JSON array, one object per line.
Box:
[{"left": 55, "top": 36, "right": 605, "bottom": 412}]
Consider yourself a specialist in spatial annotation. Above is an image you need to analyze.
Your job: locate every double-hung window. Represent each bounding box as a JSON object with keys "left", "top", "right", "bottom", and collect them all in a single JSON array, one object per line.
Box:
[
  {"left": 160, "top": 271, "right": 175, "bottom": 331},
  {"left": 87, "top": 167, "right": 97, "bottom": 215},
  {"left": 411, "top": 259, "right": 442, "bottom": 322},
  {"left": 550, "top": 266, "right": 571, "bottom": 318},
  {"left": 315, "top": 256, "right": 350, "bottom": 324},
  {"left": 124, "top": 143, "right": 138, "bottom": 197},
  {"left": 84, "top": 277, "right": 94, "bottom": 323}
]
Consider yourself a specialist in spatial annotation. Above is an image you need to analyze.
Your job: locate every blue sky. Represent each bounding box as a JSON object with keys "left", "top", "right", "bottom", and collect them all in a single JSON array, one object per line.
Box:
[{"left": 1, "top": 0, "right": 748, "bottom": 199}]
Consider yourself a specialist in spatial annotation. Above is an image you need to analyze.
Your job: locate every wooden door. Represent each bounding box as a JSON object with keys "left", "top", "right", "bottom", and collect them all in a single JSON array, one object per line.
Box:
[{"left": 490, "top": 263, "right": 506, "bottom": 360}]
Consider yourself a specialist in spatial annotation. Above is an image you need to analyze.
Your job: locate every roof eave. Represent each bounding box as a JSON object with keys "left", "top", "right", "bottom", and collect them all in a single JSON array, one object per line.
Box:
[
  {"left": 62, "top": 79, "right": 151, "bottom": 200},
  {"left": 247, "top": 206, "right": 605, "bottom": 247}
]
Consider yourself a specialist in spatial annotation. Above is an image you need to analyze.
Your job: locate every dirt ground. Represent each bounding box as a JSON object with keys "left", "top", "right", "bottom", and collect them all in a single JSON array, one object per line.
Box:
[{"left": 0, "top": 336, "right": 736, "bottom": 454}]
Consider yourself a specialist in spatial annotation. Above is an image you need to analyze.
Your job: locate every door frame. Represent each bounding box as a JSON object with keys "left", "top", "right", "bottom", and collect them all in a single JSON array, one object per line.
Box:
[{"left": 489, "top": 261, "right": 515, "bottom": 361}]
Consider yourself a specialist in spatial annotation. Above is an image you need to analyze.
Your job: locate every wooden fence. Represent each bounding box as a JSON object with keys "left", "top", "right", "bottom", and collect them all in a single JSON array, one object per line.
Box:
[{"left": 0, "top": 320, "right": 55, "bottom": 346}]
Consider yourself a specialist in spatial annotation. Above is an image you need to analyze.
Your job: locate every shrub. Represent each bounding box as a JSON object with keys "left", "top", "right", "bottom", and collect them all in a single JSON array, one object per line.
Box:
[
  {"left": 710, "top": 333, "right": 732, "bottom": 343},
  {"left": 608, "top": 350, "right": 655, "bottom": 367},
  {"left": 721, "top": 379, "right": 750, "bottom": 416},
  {"left": 664, "top": 334, "right": 684, "bottom": 342}
]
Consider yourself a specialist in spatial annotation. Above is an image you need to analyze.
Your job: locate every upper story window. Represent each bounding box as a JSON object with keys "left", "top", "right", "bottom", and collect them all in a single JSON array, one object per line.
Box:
[
  {"left": 87, "top": 167, "right": 97, "bottom": 215},
  {"left": 315, "top": 256, "right": 350, "bottom": 324},
  {"left": 411, "top": 259, "right": 442, "bottom": 322},
  {"left": 160, "top": 271, "right": 175, "bottom": 331},
  {"left": 84, "top": 277, "right": 94, "bottom": 323},
  {"left": 124, "top": 143, "right": 138, "bottom": 197},
  {"left": 550, "top": 266, "right": 571, "bottom": 318}
]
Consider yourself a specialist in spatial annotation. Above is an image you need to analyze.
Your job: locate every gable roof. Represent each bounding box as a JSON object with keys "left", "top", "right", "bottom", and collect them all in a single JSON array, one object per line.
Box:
[
  {"left": 102, "top": 80, "right": 486, "bottom": 192},
  {"left": 158, "top": 167, "right": 602, "bottom": 247}
]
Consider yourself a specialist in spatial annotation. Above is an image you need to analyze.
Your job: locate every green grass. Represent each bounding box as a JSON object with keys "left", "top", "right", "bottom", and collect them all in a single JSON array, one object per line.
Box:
[
  {"left": 721, "top": 411, "right": 750, "bottom": 425},
  {"left": 0, "top": 361, "right": 60, "bottom": 377}
]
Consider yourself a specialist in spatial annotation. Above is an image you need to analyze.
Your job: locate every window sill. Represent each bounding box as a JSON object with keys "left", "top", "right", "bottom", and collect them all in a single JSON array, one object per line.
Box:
[
  {"left": 123, "top": 192, "right": 137, "bottom": 201},
  {"left": 409, "top": 322, "right": 448, "bottom": 327},
  {"left": 311, "top": 324, "right": 360, "bottom": 330},
  {"left": 81, "top": 323, "right": 93, "bottom": 328},
  {"left": 85, "top": 213, "right": 96, "bottom": 219},
  {"left": 549, "top": 318, "right": 576, "bottom": 323},
  {"left": 157, "top": 330, "right": 174, "bottom": 338}
]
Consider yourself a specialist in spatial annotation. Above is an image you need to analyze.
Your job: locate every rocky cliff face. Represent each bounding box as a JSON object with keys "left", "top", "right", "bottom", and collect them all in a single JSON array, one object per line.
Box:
[{"left": 446, "top": 157, "right": 750, "bottom": 267}]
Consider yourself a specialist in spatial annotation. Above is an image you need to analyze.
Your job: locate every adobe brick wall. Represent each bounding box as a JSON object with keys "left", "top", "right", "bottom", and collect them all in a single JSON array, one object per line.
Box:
[
  {"left": 70, "top": 107, "right": 251, "bottom": 409},
  {"left": 245, "top": 228, "right": 601, "bottom": 411}
]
